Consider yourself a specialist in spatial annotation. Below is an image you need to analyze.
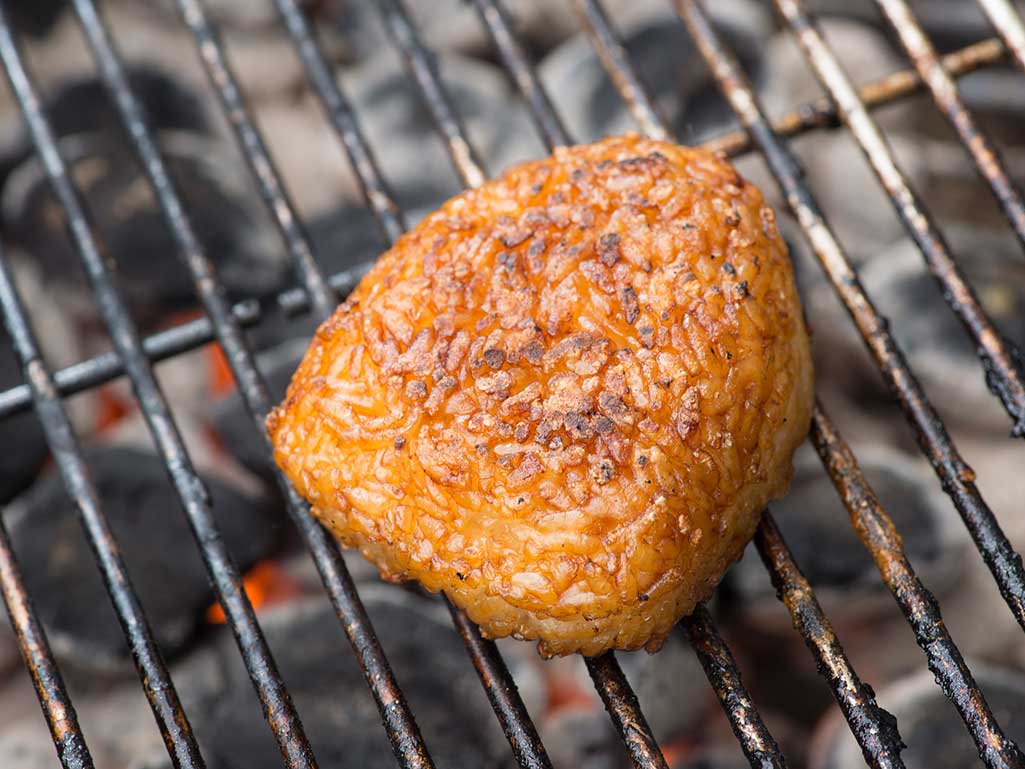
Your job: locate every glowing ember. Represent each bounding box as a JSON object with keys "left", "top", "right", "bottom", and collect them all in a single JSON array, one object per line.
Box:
[{"left": 206, "top": 560, "right": 304, "bottom": 624}]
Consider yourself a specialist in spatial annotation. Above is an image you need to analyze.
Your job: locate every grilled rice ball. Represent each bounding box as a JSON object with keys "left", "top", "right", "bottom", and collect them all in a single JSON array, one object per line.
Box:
[{"left": 268, "top": 134, "right": 813, "bottom": 657}]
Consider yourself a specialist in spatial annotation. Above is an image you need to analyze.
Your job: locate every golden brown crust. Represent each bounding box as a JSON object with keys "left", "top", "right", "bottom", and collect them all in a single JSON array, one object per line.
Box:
[{"left": 268, "top": 134, "right": 813, "bottom": 656}]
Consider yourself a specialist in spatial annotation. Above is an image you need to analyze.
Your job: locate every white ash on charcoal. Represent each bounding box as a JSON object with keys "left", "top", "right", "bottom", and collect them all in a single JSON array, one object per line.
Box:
[
  {"left": 808, "top": 231, "right": 1025, "bottom": 439},
  {"left": 728, "top": 442, "right": 963, "bottom": 631},
  {"left": 344, "top": 47, "right": 545, "bottom": 216},
  {"left": 542, "top": 705, "right": 629, "bottom": 769},
  {"left": 810, "top": 661, "right": 1025, "bottom": 769},
  {"left": 0, "top": 639, "right": 227, "bottom": 769},
  {"left": 911, "top": 67, "right": 1025, "bottom": 232},
  {"left": 195, "top": 587, "right": 508, "bottom": 769},
  {"left": 538, "top": 0, "right": 768, "bottom": 146},
  {"left": 0, "top": 444, "right": 283, "bottom": 674}
]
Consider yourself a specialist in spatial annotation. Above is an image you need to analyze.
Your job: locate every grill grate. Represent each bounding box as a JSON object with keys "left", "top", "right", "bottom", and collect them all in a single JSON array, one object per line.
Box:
[{"left": 0, "top": 1, "right": 1023, "bottom": 769}]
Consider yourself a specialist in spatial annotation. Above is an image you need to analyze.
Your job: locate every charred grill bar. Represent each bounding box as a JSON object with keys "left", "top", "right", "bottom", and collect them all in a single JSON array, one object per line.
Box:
[{"left": 0, "top": 1, "right": 1023, "bottom": 769}]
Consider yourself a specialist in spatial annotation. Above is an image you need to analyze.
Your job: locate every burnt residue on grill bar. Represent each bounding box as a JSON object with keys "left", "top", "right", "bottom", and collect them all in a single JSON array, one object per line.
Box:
[
  {"left": 875, "top": 0, "right": 1025, "bottom": 253},
  {"left": 680, "top": 606, "right": 788, "bottom": 769},
  {"left": 811, "top": 403, "right": 1025, "bottom": 769},
  {"left": 776, "top": 0, "right": 1025, "bottom": 438},
  {"left": 754, "top": 516, "right": 906, "bottom": 769},
  {"left": 377, "top": 0, "right": 488, "bottom": 188},
  {"left": 675, "top": 2, "right": 1025, "bottom": 765},
  {"left": 673, "top": 0, "right": 1025, "bottom": 635},
  {"left": 0, "top": 488, "right": 91, "bottom": 769},
  {"left": 586, "top": 654, "right": 670, "bottom": 769},
  {"left": 568, "top": 0, "right": 671, "bottom": 142},
  {"left": 272, "top": 0, "right": 406, "bottom": 243}
]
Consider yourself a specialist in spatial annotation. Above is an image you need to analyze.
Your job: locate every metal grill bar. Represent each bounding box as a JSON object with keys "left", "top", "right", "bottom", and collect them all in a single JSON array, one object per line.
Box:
[
  {"left": 172, "top": 0, "right": 335, "bottom": 320},
  {"left": 678, "top": 606, "right": 787, "bottom": 769},
  {"left": 568, "top": 0, "right": 671, "bottom": 141},
  {"left": 702, "top": 36, "right": 1007, "bottom": 157},
  {"left": 0, "top": 524, "right": 91, "bottom": 769},
  {"left": 0, "top": 362, "right": 92, "bottom": 769},
  {"left": 585, "top": 654, "right": 670, "bottom": 769},
  {"left": 752, "top": 518, "right": 906, "bottom": 769},
  {"left": 0, "top": 259, "right": 371, "bottom": 420},
  {"left": 674, "top": 0, "right": 1025, "bottom": 635},
  {"left": 5, "top": 4, "right": 318, "bottom": 766},
  {"left": 0, "top": 13, "right": 210, "bottom": 768},
  {"left": 447, "top": 605, "right": 553, "bottom": 769},
  {"left": 570, "top": 6, "right": 907, "bottom": 766},
  {"left": 875, "top": 0, "right": 1025, "bottom": 251},
  {"left": 673, "top": 2, "right": 1025, "bottom": 767},
  {"left": 471, "top": 0, "right": 571, "bottom": 148},
  {"left": 65, "top": 1, "right": 437, "bottom": 766},
  {"left": 775, "top": 0, "right": 1025, "bottom": 433},
  {"left": 272, "top": 0, "right": 406, "bottom": 242},
  {"left": 810, "top": 403, "right": 1024, "bottom": 768},
  {"left": 977, "top": 0, "right": 1025, "bottom": 74}
]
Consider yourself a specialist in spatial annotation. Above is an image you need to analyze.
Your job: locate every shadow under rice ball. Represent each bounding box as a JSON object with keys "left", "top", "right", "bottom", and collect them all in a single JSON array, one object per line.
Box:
[{"left": 269, "top": 134, "right": 813, "bottom": 656}]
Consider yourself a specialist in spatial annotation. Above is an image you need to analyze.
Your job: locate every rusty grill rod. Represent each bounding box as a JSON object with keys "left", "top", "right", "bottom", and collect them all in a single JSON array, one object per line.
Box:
[
  {"left": 0, "top": 36, "right": 1000, "bottom": 422},
  {"left": 673, "top": 0, "right": 1025, "bottom": 636},
  {"left": 875, "top": 0, "right": 1025, "bottom": 252},
  {"left": 678, "top": 606, "right": 788, "bottom": 769},
  {"left": 774, "top": 0, "right": 1025, "bottom": 434},
  {"left": 977, "top": 0, "right": 1025, "bottom": 74},
  {"left": 586, "top": 654, "right": 670, "bottom": 769},
  {"left": 272, "top": 0, "right": 406, "bottom": 242},
  {"left": 810, "top": 402, "right": 1025, "bottom": 769},
  {"left": 673, "top": 1, "right": 1025, "bottom": 766},
  {"left": 0, "top": 513, "right": 91, "bottom": 769},
  {"left": 752, "top": 517, "right": 905, "bottom": 769},
  {"left": 571, "top": 4, "right": 906, "bottom": 766},
  {"left": 66, "top": 0, "right": 438, "bottom": 766}
]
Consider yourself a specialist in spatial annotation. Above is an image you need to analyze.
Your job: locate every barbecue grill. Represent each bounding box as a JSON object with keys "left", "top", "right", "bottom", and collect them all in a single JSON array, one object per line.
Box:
[{"left": 0, "top": 0, "right": 1024, "bottom": 767}]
